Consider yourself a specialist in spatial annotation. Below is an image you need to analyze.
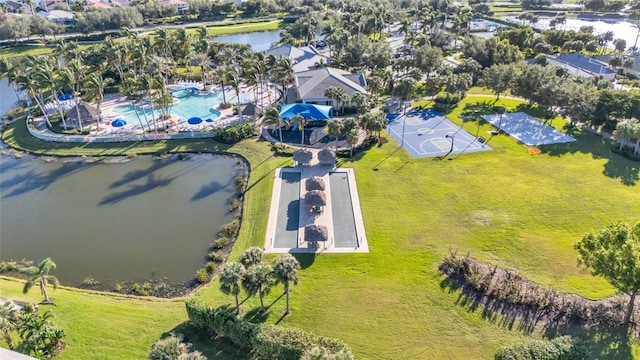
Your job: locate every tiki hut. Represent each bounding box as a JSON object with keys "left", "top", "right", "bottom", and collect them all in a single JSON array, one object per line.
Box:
[
  {"left": 65, "top": 101, "right": 100, "bottom": 129},
  {"left": 304, "top": 224, "right": 328, "bottom": 243},
  {"left": 305, "top": 189, "right": 326, "bottom": 213},
  {"left": 293, "top": 149, "right": 313, "bottom": 166},
  {"left": 318, "top": 149, "right": 336, "bottom": 166},
  {"left": 305, "top": 176, "right": 326, "bottom": 191},
  {"left": 241, "top": 103, "right": 262, "bottom": 118}
]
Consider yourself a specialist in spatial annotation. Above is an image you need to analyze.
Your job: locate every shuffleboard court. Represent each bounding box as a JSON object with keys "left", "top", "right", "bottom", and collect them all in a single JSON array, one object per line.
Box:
[
  {"left": 481, "top": 112, "right": 576, "bottom": 146},
  {"left": 386, "top": 110, "right": 492, "bottom": 158}
]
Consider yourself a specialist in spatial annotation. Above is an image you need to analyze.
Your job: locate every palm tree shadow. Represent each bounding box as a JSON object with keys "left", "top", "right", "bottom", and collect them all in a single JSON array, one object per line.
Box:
[
  {"left": 243, "top": 307, "right": 271, "bottom": 324},
  {"left": 109, "top": 158, "right": 174, "bottom": 189},
  {"left": 191, "top": 179, "right": 230, "bottom": 201},
  {"left": 294, "top": 253, "right": 315, "bottom": 269},
  {"left": 99, "top": 173, "right": 175, "bottom": 205},
  {"left": 2, "top": 162, "right": 95, "bottom": 198}
]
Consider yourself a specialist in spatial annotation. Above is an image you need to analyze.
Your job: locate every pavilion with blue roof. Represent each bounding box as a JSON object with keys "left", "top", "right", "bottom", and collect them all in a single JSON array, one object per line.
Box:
[{"left": 279, "top": 104, "right": 333, "bottom": 126}]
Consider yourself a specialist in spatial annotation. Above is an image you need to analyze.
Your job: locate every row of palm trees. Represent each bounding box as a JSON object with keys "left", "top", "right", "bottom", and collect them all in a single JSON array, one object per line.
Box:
[
  {"left": 1, "top": 27, "right": 299, "bottom": 134},
  {"left": 219, "top": 248, "right": 301, "bottom": 315}
]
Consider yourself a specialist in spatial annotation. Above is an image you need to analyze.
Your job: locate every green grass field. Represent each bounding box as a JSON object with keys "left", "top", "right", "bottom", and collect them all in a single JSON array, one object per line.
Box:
[{"left": 2, "top": 95, "right": 640, "bottom": 359}]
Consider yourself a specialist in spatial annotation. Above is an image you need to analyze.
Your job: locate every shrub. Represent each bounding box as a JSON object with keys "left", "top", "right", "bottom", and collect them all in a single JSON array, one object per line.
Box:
[
  {"left": 0, "top": 261, "right": 17, "bottom": 272},
  {"left": 215, "top": 123, "right": 259, "bottom": 144},
  {"left": 229, "top": 197, "right": 241, "bottom": 212},
  {"left": 149, "top": 333, "right": 206, "bottom": 360},
  {"left": 234, "top": 176, "right": 247, "bottom": 192},
  {"left": 208, "top": 251, "right": 224, "bottom": 262},
  {"left": 495, "top": 336, "right": 587, "bottom": 360},
  {"left": 195, "top": 268, "right": 209, "bottom": 284},
  {"left": 212, "top": 236, "right": 231, "bottom": 249},
  {"left": 184, "top": 300, "right": 353, "bottom": 358},
  {"left": 219, "top": 219, "right": 240, "bottom": 238},
  {"left": 434, "top": 93, "right": 461, "bottom": 104},
  {"left": 206, "top": 261, "right": 216, "bottom": 274},
  {"left": 611, "top": 146, "right": 640, "bottom": 161}
]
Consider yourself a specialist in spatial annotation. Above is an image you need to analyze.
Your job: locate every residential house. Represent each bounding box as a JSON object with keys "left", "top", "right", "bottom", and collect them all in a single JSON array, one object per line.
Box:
[
  {"left": 596, "top": 54, "right": 640, "bottom": 78},
  {"left": 287, "top": 67, "right": 368, "bottom": 110},
  {"left": 265, "top": 45, "right": 329, "bottom": 73},
  {"left": 160, "top": 0, "right": 188, "bottom": 14},
  {"left": 37, "top": 9, "right": 74, "bottom": 24},
  {"left": 3, "top": 0, "right": 31, "bottom": 13},
  {"left": 545, "top": 53, "right": 616, "bottom": 81}
]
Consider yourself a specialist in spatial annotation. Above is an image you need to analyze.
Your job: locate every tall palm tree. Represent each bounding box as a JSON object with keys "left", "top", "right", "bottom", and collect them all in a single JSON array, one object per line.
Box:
[
  {"left": 84, "top": 72, "right": 110, "bottom": 132},
  {"left": 226, "top": 66, "right": 243, "bottom": 122},
  {"left": 272, "top": 254, "right": 300, "bottom": 315},
  {"left": 262, "top": 105, "right": 287, "bottom": 145},
  {"left": 189, "top": 53, "right": 212, "bottom": 90},
  {"left": 219, "top": 262, "right": 246, "bottom": 315},
  {"left": 60, "top": 58, "right": 87, "bottom": 130},
  {"left": 239, "top": 247, "right": 264, "bottom": 268},
  {"left": 274, "top": 56, "right": 294, "bottom": 93},
  {"left": 20, "top": 258, "right": 60, "bottom": 303},
  {"left": 242, "top": 263, "right": 274, "bottom": 313},
  {"left": 212, "top": 67, "right": 229, "bottom": 104},
  {"left": 35, "top": 60, "right": 68, "bottom": 129},
  {"left": 15, "top": 71, "right": 51, "bottom": 128},
  {"left": 120, "top": 72, "right": 149, "bottom": 132},
  {"left": 0, "top": 57, "right": 23, "bottom": 102}
]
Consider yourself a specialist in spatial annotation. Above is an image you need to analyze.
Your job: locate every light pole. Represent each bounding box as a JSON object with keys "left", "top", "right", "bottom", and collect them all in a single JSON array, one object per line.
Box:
[
  {"left": 496, "top": 106, "right": 505, "bottom": 134},
  {"left": 400, "top": 100, "right": 408, "bottom": 148},
  {"left": 445, "top": 133, "right": 455, "bottom": 153},
  {"left": 474, "top": 110, "right": 481, "bottom": 139}
]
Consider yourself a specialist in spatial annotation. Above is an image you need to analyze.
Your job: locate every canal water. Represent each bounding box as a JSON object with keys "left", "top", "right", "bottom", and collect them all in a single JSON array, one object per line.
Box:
[{"left": 0, "top": 152, "right": 240, "bottom": 287}]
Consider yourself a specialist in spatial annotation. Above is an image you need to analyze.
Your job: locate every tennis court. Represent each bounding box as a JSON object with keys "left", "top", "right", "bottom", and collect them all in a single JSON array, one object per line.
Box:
[
  {"left": 387, "top": 110, "right": 492, "bottom": 158},
  {"left": 481, "top": 112, "right": 576, "bottom": 146}
]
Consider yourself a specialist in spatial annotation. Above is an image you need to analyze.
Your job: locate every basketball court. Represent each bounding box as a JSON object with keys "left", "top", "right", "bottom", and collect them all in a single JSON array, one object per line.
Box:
[{"left": 386, "top": 110, "right": 492, "bottom": 158}]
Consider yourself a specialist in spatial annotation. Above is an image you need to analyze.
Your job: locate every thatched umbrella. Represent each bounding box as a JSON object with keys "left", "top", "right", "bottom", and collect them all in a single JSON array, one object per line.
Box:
[
  {"left": 304, "top": 224, "right": 328, "bottom": 243},
  {"left": 66, "top": 102, "right": 100, "bottom": 129},
  {"left": 318, "top": 148, "right": 336, "bottom": 166},
  {"left": 293, "top": 149, "right": 313, "bottom": 166},
  {"left": 305, "top": 189, "right": 326, "bottom": 213},
  {"left": 305, "top": 176, "right": 326, "bottom": 191}
]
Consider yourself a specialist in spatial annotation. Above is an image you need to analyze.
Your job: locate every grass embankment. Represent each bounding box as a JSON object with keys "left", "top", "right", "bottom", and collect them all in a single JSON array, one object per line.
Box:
[{"left": 2, "top": 95, "right": 640, "bottom": 359}]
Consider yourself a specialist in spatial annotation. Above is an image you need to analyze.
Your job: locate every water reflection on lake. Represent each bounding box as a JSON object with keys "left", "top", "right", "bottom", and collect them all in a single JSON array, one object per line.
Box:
[
  {"left": 0, "top": 153, "right": 240, "bottom": 287},
  {"left": 212, "top": 30, "right": 282, "bottom": 52}
]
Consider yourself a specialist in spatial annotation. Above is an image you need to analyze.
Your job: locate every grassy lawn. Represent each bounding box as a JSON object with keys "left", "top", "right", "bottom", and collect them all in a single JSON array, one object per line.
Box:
[{"left": 2, "top": 94, "right": 640, "bottom": 359}]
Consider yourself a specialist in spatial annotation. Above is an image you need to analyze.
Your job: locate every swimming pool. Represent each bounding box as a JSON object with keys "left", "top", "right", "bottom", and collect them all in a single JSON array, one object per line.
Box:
[{"left": 111, "top": 88, "right": 251, "bottom": 126}]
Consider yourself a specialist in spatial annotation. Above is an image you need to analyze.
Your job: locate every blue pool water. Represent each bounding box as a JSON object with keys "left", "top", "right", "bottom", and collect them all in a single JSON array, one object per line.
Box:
[{"left": 111, "top": 88, "right": 251, "bottom": 126}]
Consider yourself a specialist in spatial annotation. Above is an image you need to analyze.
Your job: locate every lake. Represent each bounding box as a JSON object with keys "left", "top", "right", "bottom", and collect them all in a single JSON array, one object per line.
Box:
[
  {"left": 212, "top": 30, "right": 282, "bottom": 52},
  {"left": 0, "top": 152, "right": 241, "bottom": 288}
]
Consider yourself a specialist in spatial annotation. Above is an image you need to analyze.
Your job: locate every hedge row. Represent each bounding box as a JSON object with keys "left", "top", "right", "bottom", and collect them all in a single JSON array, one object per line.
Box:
[
  {"left": 185, "top": 300, "right": 354, "bottom": 359},
  {"left": 214, "top": 123, "right": 259, "bottom": 144},
  {"left": 611, "top": 146, "right": 640, "bottom": 161},
  {"left": 495, "top": 336, "right": 587, "bottom": 360}
]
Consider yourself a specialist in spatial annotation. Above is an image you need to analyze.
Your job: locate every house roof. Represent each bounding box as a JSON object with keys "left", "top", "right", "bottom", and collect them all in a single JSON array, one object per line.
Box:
[
  {"left": 596, "top": 54, "right": 640, "bottom": 74},
  {"left": 84, "top": 2, "right": 112, "bottom": 9},
  {"left": 547, "top": 53, "right": 615, "bottom": 76},
  {"left": 280, "top": 103, "right": 333, "bottom": 120},
  {"left": 264, "top": 45, "right": 328, "bottom": 73},
  {"left": 294, "top": 67, "right": 367, "bottom": 100},
  {"left": 38, "top": 9, "right": 74, "bottom": 20}
]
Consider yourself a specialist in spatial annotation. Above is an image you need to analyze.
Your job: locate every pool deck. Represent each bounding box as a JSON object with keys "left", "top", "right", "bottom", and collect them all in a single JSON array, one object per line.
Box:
[
  {"left": 68, "top": 82, "right": 277, "bottom": 136},
  {"left": 264, "top": 149, "right": 369, "bottom": 253}
]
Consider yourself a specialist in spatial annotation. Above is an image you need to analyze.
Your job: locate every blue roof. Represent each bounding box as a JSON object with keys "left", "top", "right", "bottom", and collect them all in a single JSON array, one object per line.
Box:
[
  {"left": 279, "top": 104, "right": 333, "bottom": 120},
  {"left": 550, "top": 53, "right": 615, "bottom": 75}
]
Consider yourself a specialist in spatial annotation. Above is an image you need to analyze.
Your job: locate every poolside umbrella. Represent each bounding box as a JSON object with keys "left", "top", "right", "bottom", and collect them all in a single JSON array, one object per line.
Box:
[
  {"left": 318, "top": 149, "right": 337, "bottom": 166},
  {"left": 58, "top": 93, "right": 72, "bottom": 101},
  {"left": 304, "top": 224, "right": 328, "bottom": 243},
  {"left": 111, "top": 119, "right": 127, "bottom": 127},
  {"left": 305, "top": 176, "right": 326, "bottom": 191},
  {"left": 293, "top": 149, "right": 313, "bottom": 166},
  {"left": 187, "top": 117, "right": 203, "bottom": 125},
  {"left": 305, "top": 190, "right": 326, "bottom": 213}
]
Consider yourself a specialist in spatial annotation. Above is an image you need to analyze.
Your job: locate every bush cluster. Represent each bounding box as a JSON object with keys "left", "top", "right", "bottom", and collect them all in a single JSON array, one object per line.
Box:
[
  {"left": 215, "top": 123, "right": 259, "bottom": 144},
  {"left": 440, "top": 252, "right": 631, "bottom": 328},
  {"left": 494, "top": 335, "right": 587, "bottom": 360},
  {"left": 185, "top": 300, "right": 354, "bottom": 359}
]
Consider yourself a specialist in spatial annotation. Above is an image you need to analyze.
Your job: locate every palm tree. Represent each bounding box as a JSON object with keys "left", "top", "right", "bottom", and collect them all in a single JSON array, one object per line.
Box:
[
  {"left": 263, "top": 105, "right": 287, "bottom": 145},
  {"left": 20, "top": 258, "right": 60, "bottom": 303},
  {"left": 60, "top": 59, "right": 87, "bottom": 130},
  {"left": 272, "top": 254, "right": 300, "bottom": 315},
  {"left": 274, "top": 56, "right": 295, "bottom": 93},
  {"left": 351, "top": 92, "right": 369, "bottom": 114},
  {"left": 0, "top": 300, "right": 19, "bottom": 349},
  {"left": 210, "top": 67, "right": 228, "bottom": 105},
  {"left": 84, "top": 72, "right": 110, "bottom": 132},
  {"left": 226, "top": 66, "right": 243, "bottom": 122},
  {"left": 327, "top": 119, "right": 344, "bottom": 150},
  {"left": 324, "top": 86, "right": 348, "bottom": 115},
  {"left": 189, "top": 53, "right": 212, "bottom": 90},
  {"left": 120, "top": 72, "right": 149, "bottom": 132},
  {"left": 242, "top": 263, "right": 274, "bottom": 313},
  {"left": 366, "top": 76, "right": 383, "bottom": 103},
  {"left": 219, "top": 262, "right": 246, "bottom": 315},
  {"left": 239, "top": 247, "right": 264, "bottom": 268},
  {"left": 15, "top": 70, "right": 51, "bottom": 128},
  {"left": 35, "top": 60, "right": 68, "bottom": 129}
]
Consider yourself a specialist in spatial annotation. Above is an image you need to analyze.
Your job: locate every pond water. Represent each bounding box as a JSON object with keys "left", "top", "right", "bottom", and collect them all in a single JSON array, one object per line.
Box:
[
  {"left": 212, "top": 30, "right": 282, "bottom": 52},
  {"left": 504, "top": 17, "right": 640, "bottom": 50},
  {"left": 0, "top": 152, "right": 240, "bottom": 287},
  {"left": 0, "top": 78, "right": 23, "bottom": 118}
]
